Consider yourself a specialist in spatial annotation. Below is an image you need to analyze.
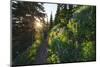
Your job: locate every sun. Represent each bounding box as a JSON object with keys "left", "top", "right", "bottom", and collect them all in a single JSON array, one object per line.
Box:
[
  {"left": 35, "top": 22, "right": 42, "bottom": 28},
  {"left": 34, "top": 17, "right": 43, "bottom": 31}
]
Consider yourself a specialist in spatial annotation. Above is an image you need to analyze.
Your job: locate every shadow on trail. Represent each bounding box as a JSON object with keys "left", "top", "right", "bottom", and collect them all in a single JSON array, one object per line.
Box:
[{"left": 34, "top": 31, "right": 49, "bottom": 64}]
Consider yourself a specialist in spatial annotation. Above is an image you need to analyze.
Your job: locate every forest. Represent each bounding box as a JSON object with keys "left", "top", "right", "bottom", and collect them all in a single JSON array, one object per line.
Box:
[{"left": 12, "top": 1, "right": 96, "bottom": 66}]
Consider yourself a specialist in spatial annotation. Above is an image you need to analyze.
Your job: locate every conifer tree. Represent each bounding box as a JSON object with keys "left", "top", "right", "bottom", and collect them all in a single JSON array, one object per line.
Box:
[{"left": 49, "top": 12, "right": 53, "bottom": 29}]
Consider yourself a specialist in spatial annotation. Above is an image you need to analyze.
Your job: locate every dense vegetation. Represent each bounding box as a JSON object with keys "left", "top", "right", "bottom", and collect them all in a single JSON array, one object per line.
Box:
[
  {"left": 12, "top": 1, "right": 96, "bottom": 66},
  {"left": 47, "top": 5, "right": 96, "bottom": 63}
]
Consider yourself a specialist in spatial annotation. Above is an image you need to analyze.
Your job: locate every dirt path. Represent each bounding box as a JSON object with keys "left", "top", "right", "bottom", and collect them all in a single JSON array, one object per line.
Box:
[{"left": 34, "top": 32, "right": 48, "bottom": 64}]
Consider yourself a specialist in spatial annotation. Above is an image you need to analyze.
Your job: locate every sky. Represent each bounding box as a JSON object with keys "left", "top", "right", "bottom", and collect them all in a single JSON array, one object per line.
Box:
[{"left": 43, "top": 3, "right": 57, "bottom": 22}]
